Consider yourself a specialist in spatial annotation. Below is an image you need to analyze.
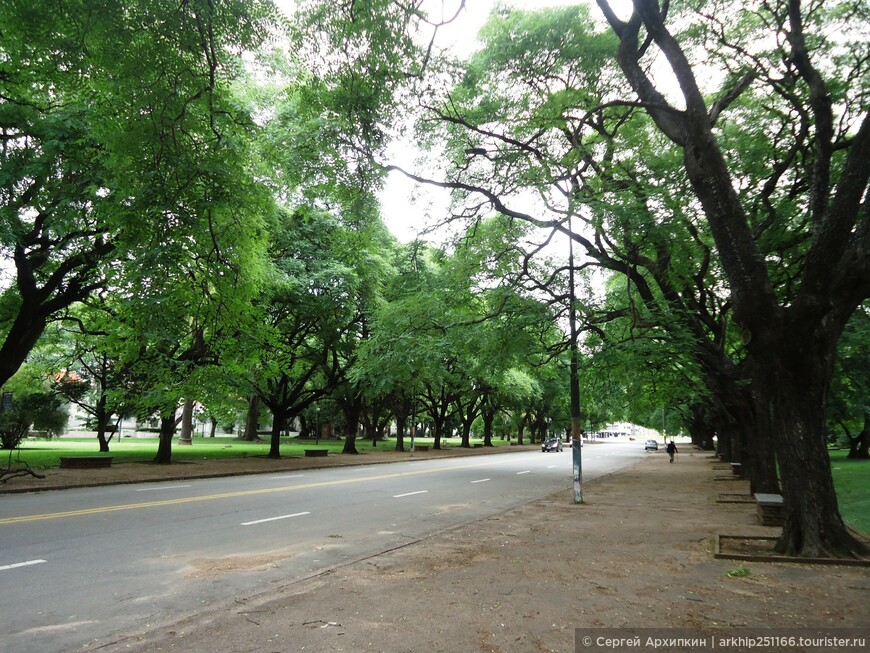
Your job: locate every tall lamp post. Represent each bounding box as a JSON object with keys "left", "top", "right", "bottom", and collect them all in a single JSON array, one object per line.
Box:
[{"left": 568, "top": 214, "right": 583, "bottom": 504}]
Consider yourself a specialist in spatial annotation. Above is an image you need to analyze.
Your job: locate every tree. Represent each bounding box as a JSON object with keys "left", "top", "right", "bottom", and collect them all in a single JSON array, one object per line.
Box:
[
  {"left": 828, "top": 304, "right": 870, "bottom": 458},
  {"left": 245, "top": 206, "right": 359, "bottom": 458},
  {"left": 0, "top": 366, "right": 69, "bottom": 449},
  {"left": 361, "top": 0, "right": 866, "bottom": 556},
  {"left": 43, "top": 301, "right": 138, "bottom": 453},
  {"left": 0, "top": 0, "right": 277, "bottom": 388},
  {"left": 596, "top": 0, "right": 868, "bottom": 556}
]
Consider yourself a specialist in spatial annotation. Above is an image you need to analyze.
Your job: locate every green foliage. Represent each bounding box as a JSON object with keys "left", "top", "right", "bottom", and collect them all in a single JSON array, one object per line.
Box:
[
  {"left": 0, "top": 0, "right": 278, "bottom": 387},
  {"left": 724, "top": 566, "right": 752, "bottom": 578},
  {"left": 827, "top": 305, "right": 870, "bottom": 443},
  {"left": 0, "top": 367, "right": 69, "bottom": 449}
]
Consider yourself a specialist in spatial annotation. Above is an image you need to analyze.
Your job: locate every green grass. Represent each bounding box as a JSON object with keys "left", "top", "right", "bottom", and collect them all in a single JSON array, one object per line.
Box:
[
  {"left": 829, "top": 449, "right": 870, "bottom": 534},
  {"left": 724, "top": 566, "right": 752, "bottom": 578},
  {"left": 4, "top": 434, "right": 513, "bottom": 470}
]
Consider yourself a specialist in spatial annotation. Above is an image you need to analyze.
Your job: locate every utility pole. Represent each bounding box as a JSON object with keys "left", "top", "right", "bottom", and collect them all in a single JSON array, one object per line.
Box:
[{"left": 568, "top": 214, "right": 583, "bottom": 504}]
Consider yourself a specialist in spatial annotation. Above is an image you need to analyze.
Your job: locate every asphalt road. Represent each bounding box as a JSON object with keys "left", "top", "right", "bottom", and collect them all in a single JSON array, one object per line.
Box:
[{"left": 0, "top": 442, "right": 643, "bottom": 653}]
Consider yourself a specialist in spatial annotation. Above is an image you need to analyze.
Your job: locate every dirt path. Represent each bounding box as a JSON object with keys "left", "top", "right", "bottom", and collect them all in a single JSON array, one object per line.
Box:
[{"left": 62, "top": 449, "right": 867, "bottom": 653}]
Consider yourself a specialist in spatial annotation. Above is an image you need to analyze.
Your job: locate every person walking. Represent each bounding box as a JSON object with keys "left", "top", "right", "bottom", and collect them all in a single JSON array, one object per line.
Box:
[{"left": 666, "top": 440, "right": 678, "bottom": 463}]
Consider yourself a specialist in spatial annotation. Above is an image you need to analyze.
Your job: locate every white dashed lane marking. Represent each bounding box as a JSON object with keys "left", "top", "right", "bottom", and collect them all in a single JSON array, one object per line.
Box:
[
  {"left": 0, "top": 559, "right": 47, "bottom": 572},
  {"left": 393, "top": 490, "right": 428, "bottom": 498},
  {"left": 241, "top": 511, "right": 311, "bottom": 526}
]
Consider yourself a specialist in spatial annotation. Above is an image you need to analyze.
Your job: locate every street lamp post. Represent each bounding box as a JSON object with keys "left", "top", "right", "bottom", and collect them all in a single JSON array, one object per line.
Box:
[{"left": 568, "top": 214, "right": 583, "bottom": 504}]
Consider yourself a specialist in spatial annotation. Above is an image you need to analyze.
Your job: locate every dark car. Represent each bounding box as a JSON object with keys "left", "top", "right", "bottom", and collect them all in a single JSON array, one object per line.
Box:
[
  {"left": 644, "top": 439, "right": 659, "bottom": 451},
  {"left": 542, "top": 437, "right": 563, "bottom": 452}
]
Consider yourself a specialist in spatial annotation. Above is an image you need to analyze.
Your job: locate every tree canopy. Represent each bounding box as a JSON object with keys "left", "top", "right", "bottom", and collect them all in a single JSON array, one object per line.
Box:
[{"left": 1, "top": 0, "right": 866, "bottom": 558}]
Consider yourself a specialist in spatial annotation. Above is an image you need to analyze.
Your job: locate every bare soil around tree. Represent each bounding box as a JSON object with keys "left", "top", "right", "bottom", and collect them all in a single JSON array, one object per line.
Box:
[{"left": 3, "top": 445, "right": 868, "bottom": 652}]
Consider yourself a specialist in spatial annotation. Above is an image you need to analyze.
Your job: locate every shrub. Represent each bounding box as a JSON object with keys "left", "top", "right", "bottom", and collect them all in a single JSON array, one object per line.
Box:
[{"left": 0, "top": 390, "right": 68, "bottom": 448}]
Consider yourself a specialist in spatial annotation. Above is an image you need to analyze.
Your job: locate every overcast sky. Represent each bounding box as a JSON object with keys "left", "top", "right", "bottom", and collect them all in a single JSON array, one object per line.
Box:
[
  {"left": 274, "top": 0, "right": 633, "bottom": 243},
  {"left": 378, "top": 1, "right": 625, "bottom": 243}
]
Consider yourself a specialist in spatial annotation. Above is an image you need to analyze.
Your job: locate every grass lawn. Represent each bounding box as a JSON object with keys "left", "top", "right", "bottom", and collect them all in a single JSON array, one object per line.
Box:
[
  {"left": 828, "top": 449, "right": 870, "bottom": 534},
  {"left": 5, "top": 434, "right": 512, "bottom": 470}
]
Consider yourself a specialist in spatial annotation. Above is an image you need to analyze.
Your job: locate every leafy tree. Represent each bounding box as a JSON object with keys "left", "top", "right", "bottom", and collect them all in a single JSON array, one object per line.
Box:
[
  {"left": 317, "top": 211, "right": 393, "bottom": 454},
  {"left": 595, "top": 0, "right": 869, "bottom": 556},
  {"left": 359, "top": 0, "right": 866, "bottom": 556},
  {"left": 244, "top": 205, "right": 362, "bottom": 458},
  {"left": 0, "top": 0, "right": 277, "bottom": 388},
  {"left": 46, "top": 303, "right": 136, "bottom": 452},
  {"left": 0, "top": 366, "right": 69, "bottom": 449},
  {"left": 351, "top": 242, "right": 428, "bottom": 450}
]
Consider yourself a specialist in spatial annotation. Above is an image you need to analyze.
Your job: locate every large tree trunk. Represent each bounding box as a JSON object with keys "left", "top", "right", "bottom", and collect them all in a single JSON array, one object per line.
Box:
[
  {"left": 459, "top": 419, "right": 473, "bottom": 448},
  {"left": 394, "top": 415, "right": 406, "bottom": 452},
  {"left": 178, "top": 399, "right": 195, "bottom": 446},
  {"left": 432, "top": 417, "right": 444, "bottom": 450},
  {"left": 341, "top": 394, "right": 363, "bottom": 454},
  {"left": 0, "top": 311, "right": 48, "bottom": 390},
  {"left": 241, "top": 394, "right": 261, "bottom": 441},
  {"left": 268, "top": 405, "right": 287, "bottom": 459},
  {"left": 739, "top": 373, "right": 779, "bottom": 494},
  {"left": 482, "top": 405, "right": 496, "bottom": 447},
  {"left": 154, "top": 410, "right": 177, "bottom": 465},
  {"left": 95, "top": 393, "right": 113, "bottom": 453},
  {"left": 761, "top": 334, "right": 867, "bottom": 557}
]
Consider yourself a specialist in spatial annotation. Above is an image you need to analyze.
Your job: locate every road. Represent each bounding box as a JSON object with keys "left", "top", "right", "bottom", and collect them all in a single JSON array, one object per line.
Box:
[{"left": 0, "top": 442, "right": 643, "bottom": 652}]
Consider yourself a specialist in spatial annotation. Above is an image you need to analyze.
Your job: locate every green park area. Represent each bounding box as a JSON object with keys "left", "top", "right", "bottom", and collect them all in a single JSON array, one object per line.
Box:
[
  {"left": 9, "top": 434, "right": 514, "bottom": 467},
  {"left": 1, "top": 0, "right": 867, "bottom": 564},
  {"left": 2, "top": 5, "right": 869, "bottom": 653}
]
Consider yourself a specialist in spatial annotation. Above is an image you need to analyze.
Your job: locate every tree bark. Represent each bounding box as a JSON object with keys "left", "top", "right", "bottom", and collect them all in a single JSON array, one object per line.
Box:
[
  {"left": 482, "top": 404, "right": 496, "bottom": 447},
  {"left": 241, "top": 394, "right": 261, "bottom": 441},
  {"left": 154, "top": 410, "right": 177, "bottom": 465},
  {"left": 268, "top": 406, "right": 287, "bottom": 459},
  {"left": 341, "top": 394, "right": 363, "bottom": 454},
  {"left": 600, "top": 0, "right": 868, "bottom": 556},
  {"left": 95, "top": 394, "right": 112, "bottom": 453},
  {"left": 178, "top": 399, "right": 195, "bottom": 445},
  {"left": 761, "top": 332, "right": 867, "bottom": 557}
]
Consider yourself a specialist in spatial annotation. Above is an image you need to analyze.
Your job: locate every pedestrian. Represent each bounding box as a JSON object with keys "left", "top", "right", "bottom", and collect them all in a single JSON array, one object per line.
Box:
[{"left": 666, "top": 440, "right": 678, "bottom": 463}]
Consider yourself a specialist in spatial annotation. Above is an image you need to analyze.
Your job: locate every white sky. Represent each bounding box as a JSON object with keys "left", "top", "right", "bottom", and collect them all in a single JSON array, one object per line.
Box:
[
  {"left": 376, "top": 0, "right": 633, "bottom": 243},
  {"left": 275, "top": 0, "right": 633, "bottom": 243}
]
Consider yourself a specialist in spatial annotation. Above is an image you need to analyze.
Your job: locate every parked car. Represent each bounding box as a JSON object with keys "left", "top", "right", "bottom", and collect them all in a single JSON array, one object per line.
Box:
[
  {"left": 542, "top": 437, "right": 563, "bottom": 452},
  {"left": 644, "top": 439, "right": 658, "bottom": 451}
]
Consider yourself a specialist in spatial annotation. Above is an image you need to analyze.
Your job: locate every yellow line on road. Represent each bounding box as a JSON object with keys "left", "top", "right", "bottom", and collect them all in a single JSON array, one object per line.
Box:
[{"left": 0, "top": 457, "right": 521, "bottom": 526}]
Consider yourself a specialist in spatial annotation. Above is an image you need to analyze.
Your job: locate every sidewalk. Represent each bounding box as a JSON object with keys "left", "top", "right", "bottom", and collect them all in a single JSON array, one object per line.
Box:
[{"left": 76, "top": 450, "right": 868, "bottom": 653}]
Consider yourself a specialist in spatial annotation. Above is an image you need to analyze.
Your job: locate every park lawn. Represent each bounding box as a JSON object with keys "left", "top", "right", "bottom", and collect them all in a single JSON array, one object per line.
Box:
[
  {"left": 828, "top": 449, "right": 870, "bottom": 534},
  {"left": 9, "top": 434, "right": 505, "bottom": 470}
]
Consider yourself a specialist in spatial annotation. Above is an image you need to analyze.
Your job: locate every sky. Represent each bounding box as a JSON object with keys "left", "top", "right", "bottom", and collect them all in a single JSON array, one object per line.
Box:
[
  {"left": 275, "top": 0, "right": 633, "bottom": 243},
  {"left": 375, "top": 0, "right": 633, "bottom": 243}
]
